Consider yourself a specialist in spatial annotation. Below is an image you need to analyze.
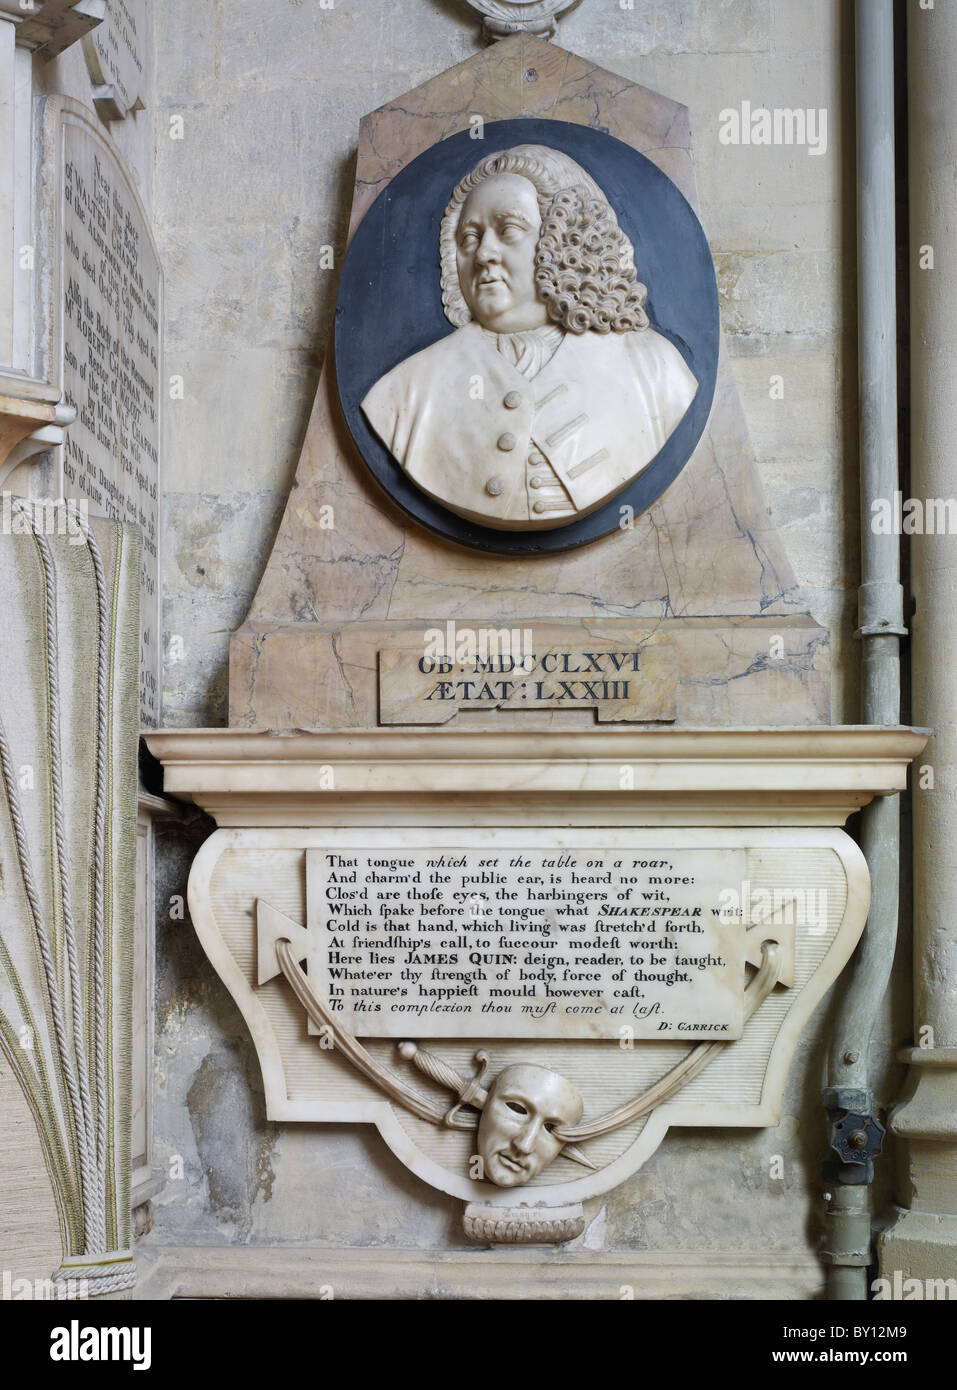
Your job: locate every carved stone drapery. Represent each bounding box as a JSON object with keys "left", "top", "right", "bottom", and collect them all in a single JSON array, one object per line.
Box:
[{"left": 464, "top": 0, "right": 581, "bottom": 41}]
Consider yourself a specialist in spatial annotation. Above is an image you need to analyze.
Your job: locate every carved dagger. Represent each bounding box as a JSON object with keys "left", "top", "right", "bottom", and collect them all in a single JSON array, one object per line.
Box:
[{"left": 397, "top": 1040, "right": 597, "bottom": 1172}]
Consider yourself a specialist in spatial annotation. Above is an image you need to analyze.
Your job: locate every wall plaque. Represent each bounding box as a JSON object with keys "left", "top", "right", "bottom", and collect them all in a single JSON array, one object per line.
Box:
[
  {"left": 144, "top": 24, "right": 929, "bottom": 1266},
  {"left": 147, "top": 720, "right": 927, "bottom": 1246},
  {"left": 378, "top": 636, "right": 677, "bottom": 724},
  {"left": 47, "top": 100, "right": 162, "bottom": 725},
  {"left": 82, "top": 0, "right": 147, "bottom": 121},
  {"left": 305, "top": 846, "right": 746, "bottom": 1039}
]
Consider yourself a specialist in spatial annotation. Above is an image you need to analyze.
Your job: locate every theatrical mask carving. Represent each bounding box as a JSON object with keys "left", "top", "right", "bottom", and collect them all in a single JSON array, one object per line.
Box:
[
  {"left": 476, "top": 1063, "right": 584, "bottom": 1186},
  {"left": 361, "top": 144, "right": 699, "bottom": 531}
]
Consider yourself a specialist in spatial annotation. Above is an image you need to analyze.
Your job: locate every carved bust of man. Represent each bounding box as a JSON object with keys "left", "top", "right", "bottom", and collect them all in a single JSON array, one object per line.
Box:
[
  {"left": 477, "top": 1063, "right": 583, "bottom": 1186},
  {"left": 361, "top": 143, "right": 698, "bottom": 531}
]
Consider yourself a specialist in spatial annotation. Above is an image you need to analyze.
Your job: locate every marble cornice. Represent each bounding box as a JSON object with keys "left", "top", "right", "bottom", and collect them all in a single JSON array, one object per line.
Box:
[
  {"left": 2, "top": 0, "right": 103, "bottom": 57},
  {"left": 144, "top": 726, "right": 929, "bottom": 828}
]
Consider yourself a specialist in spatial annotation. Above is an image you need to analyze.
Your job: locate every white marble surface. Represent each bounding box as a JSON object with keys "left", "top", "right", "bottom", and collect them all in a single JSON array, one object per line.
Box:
[
  {"left": 182, "top": 823, "right": 870, "bottom": 1206},
  {"left": 82, "top": 0, "right": 147, "bottom": 118},
  {"left": 304, "top": 845, "right": 748, "bottom": 1040},
  {"left": 361, "top": 146, "right": 698, "bottom": 530},
  {"left": 141, "top": 726, "right": 928, "bottom": 1209},
  {"left": 145, "top": 726, "right": 929, "bottom": 828}
]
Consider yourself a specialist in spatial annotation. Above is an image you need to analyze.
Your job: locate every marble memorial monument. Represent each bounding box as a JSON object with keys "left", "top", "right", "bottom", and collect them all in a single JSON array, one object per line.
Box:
[{"left": 146, "top": 33, "right": 926, "bottom": 1257}]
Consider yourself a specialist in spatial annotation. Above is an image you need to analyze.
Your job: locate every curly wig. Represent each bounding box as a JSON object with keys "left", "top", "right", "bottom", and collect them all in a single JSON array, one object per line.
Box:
[{"left": 439, "top": 144, "right": 649, "bottom": 335}]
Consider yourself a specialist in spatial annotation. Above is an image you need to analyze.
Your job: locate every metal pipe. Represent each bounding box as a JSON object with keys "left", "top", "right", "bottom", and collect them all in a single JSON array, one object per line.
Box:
[
  {"left": 824, "top": 1185, "right": 873, "bottom": 1300},
  {"left": 824, "top": 0, "right": 905, "bottom": 1301}
]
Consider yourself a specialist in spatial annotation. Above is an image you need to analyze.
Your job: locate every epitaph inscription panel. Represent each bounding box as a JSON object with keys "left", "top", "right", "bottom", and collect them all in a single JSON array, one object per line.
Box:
[
  {"left": 307, "top": 846, "right": 745, "bottom": 1039},
  {"left": 168, "top": 809, "right": 874, "bottom": 1206},
  {"left": 378, "top": 638, "right": 677, "bottom": 724},
  {"left": 59, "top": 112, "right": 161, "bottom": 724}
]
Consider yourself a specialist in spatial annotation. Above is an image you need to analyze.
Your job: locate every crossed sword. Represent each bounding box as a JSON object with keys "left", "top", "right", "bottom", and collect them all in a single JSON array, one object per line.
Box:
[
  {"left": 258, "top": 900, "right": 784, "bottom": 1158},
  {"left": 257, "top": 901, "right": 597, "bottom": 1170}
]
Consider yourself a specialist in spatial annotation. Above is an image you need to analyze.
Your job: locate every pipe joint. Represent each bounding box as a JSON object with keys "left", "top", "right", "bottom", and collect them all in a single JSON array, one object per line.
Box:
[
  {"left": 856, "top": 580, "right": 907, "bottom": 638},
  {"left": 822, "top": 1086, "right": 873, "bottom": 1112}
]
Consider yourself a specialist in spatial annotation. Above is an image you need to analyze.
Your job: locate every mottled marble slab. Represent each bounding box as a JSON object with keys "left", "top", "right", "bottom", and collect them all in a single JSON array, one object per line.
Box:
[
  {"left": 378, "top": 630, "right": 678, "bottom": 725},
  {"left": 229, "top": 617, "right": 828, "bottom": 730}
]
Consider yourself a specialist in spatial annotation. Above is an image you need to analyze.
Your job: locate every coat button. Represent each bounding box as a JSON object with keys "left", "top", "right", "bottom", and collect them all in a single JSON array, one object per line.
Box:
[
  {"left": 503, "top": 391, "right": 523, "bottom": 410},
  {"left": 532, "top": 500, "right": 548, "bottom": 513},
  {"left": 529, "top": 475, "right": 546, "bottom": 489},
  {"left": 497, "top": 432, "right": 517, "bottom": 452},
  {"left": 485, "top": 476, "right": 505, "bottom": 496}
]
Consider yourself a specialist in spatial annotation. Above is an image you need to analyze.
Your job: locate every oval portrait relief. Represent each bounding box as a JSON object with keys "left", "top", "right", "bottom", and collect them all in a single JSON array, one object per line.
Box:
[{"left": 336, "top": 120, "right": 719, "bottom": 553}]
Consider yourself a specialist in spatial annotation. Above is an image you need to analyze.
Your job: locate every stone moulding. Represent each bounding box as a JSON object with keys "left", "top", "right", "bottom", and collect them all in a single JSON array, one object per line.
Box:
[
  {"left": 134, "top": 1243, "right": 828, "bottom": 1301},
  {"left": 0, "top": 390, "right": 60, "bottom": 475},
  {"left": 145, "top": 727, "right": 927, "bottom": 826},
  {"left": 4, "top": 0, "right": 104, "bottom": 61},
  {"left": 144, "top": 725, "right": 928, "bottom": 1220}
]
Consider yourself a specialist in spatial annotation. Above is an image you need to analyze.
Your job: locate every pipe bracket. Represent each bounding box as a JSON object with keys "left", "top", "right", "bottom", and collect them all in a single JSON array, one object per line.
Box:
[
  {"left": 856, "top": 581, "right": 907, "bottom": 638},
  {"left": 822, "top": 1086, "right": 873, "bottom": 1112}
]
